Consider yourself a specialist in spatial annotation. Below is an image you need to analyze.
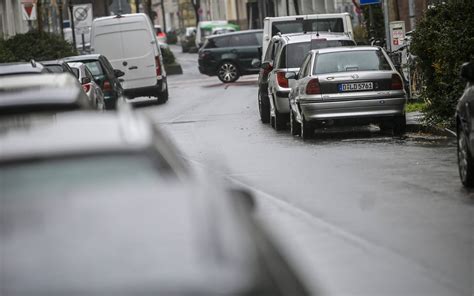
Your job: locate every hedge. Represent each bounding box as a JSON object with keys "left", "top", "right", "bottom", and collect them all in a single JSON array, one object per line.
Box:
[
  {"left": 410, "top": 1, "right": 474, "bottom": 126},
  {"left": 0, "top": 32, "right": 76, "bottom": 63}
]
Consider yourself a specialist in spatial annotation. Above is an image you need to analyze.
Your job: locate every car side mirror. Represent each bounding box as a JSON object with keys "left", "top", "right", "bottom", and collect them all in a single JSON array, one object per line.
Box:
[
  {"left": 114, "top": 69, "right": 125, "bottom": 78},
  {"left": 251, "top": 58, "right": 261, "bottom": 68},
  {"left": 81, "top": 77, "right": 91, "bottom": 84},
  {"left": 460, "top": 62, "right": 474, "bottom": 82},
  {"left": 285, "top": 71, "right": 297, "bottom": 80}
]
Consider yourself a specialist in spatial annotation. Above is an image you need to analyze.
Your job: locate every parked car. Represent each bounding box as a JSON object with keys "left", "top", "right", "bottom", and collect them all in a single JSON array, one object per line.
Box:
[
  {"left": 67, "top": 62, "right": 105, "bottom": 110},
  {"left": 195, "top": 20, "right": 239, "bottom": 48},
  {"left": 261, "top": 13, "right": 353, "bottom": 60},
  {"left": 180, "top": 26, "right": 197, "bottom": 52},
  {"left": 0, "top": 60, "right": 49, "bottom": 76},
  {"left": 198, "top": 29, "right": 263, "bottom": 83},
  {"left": 455, "top": 61, "right": 474, "bottom": 187},
  {"left": 90, "top": 13, "right": 168, "bottom": 104},
  {"left": 0, "top": 73, "right": 92, "bottom": 116},
  {"left": 0, "top": 110, "right": 310, "bottom": 296},
  {"left": 40, "top": 59, "right": 77, "bottom": 77},
  {"left": 287, "top": 46, "right": 407, "bottom": 139},
  {"left": 64, "top": 54, "right": 124, "bottom": 110},
  {"left": 166, "top": 29, "right": 178, "bottom": 44},
  {"left": 261, "top": 32, "right": 356, "bottom": 130},
  {"left": 154, "top": 25, "right": 167, "bottom": 44}
]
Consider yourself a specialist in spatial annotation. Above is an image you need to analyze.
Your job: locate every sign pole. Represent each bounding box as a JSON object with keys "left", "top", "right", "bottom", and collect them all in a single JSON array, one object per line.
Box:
[
  {"left": 69, "top": 2, "right": 77, "bottom": 50},
  {"left": 383, "top": 0, "right": 390, "bottom": 51}
]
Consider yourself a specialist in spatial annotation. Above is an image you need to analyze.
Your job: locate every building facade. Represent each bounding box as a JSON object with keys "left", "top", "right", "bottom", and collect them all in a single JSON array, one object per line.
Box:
[{"left": 0, "top": 0, "right": 28, "bottom": 38}]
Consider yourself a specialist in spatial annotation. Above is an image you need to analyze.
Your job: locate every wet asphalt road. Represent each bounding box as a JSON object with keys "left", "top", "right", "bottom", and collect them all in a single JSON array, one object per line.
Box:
[{"left": 135, "top": 45, "right": 473, "bottom": 296}]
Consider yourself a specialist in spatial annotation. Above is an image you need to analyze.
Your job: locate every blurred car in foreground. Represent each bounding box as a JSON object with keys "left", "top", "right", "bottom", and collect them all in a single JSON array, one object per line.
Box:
[
  {"left": 198, "top": 30, "right": 263, "bottom": 83},
  {"left": 40, "top": 59, "right": 77, "bottom": 77},
  {"left": 0, "top": 110, "right": 310, "bottom": 296},
  {"left": 0, "top": 73, "right": 92, "bottom": 117},
  {"left": 287, "top": 46, "right": 407, "bottom": 139},
  {"left": 67, "top": 62, "right": 105, "bottom": 110},
  {"left": 258, "top": 32, "right": 356, "bottom": 130},
  {"left": 0, "top": 60, "right": 49, "bottom": 76},
  {"left": 64, "top": 54, "right": 124, "bottom": 110},
  {"left": 455, "top": 61, "right": 474, "bottom": 187}
]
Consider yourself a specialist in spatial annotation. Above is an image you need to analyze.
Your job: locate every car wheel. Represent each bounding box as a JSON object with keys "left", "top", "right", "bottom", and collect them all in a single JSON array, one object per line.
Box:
[
  {"left": 290, "top": 109, "right": 301, "bottom": 136},
  {"left": 457, "top": 126, "right": 474, "bottom": 187},
  {"left": 300, "top": 117, "right": 313, "bottom": 140},
  {"left": 217, "top": 62, "right": 240, "bottom": 83},
  {"left": 258, "top": 90, "right": 270, "bottom": 124},
  {"left": 274, "top": 108, "right": 286, "bottom": 131},
  {"left": 156, "top": 79, "right": 169, "bottom": 104},
  {"left": 393, "top": 115, "right": 406, "bottom": 136}
]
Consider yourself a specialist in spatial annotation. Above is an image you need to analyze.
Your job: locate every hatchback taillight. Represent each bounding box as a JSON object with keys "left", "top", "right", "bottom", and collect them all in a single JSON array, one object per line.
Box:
[
  {"left": 82, "top": 83, "right": 91, "bottom": 93},
  {"left": 306, "top": 78, "right": 321, "bottom": 95},
  {"left": 391, "top": 74, "right": 403, "bottom": 90},
  {"left": 103, "top": 80, "right": 112, "bottom": 91},
  {"left": 276, "top": 71, "right": 289, "bottom": 88},
  {"left": 155, "top": 56, "right": 162, "bottom": 76}
]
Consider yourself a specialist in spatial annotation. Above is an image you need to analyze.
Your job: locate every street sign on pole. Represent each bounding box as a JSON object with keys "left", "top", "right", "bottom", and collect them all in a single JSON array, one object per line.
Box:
[
  {"left": 21, "top": 2, "right": 37, "bottom": 21},
  {"left": 72, "top": 3, "right": 93, "bottom": 29},
  {"left": 359, "top": 0, "right": 381, "bottom": 5},
  {"left": 390, "top": 21, "right": 406, "bottom": 50}
]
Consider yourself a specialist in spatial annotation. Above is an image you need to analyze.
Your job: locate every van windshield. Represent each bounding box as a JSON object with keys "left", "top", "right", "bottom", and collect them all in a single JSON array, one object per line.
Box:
[{"left": 271, "top": 18, "right": 344, "bottom": 36}]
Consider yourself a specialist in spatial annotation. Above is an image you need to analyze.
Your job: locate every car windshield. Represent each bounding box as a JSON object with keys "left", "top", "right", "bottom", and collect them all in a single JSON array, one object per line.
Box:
[
  {"left": 70, "top": 68, "right": 80, "bottom": 78},
  {"left": 1, "top": 154, "right": 171, "bottom": 200},
  {"left": 313, "top": 50, "right": 392, "bottom": 74},
  {"left": 44, "top": 65, "right": 64, "bottom": 73}
]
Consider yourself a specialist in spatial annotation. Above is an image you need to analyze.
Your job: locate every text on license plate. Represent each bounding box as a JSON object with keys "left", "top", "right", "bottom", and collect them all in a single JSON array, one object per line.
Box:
[{"left": 338, "top": 82, "right": 373, "bottom": 92}]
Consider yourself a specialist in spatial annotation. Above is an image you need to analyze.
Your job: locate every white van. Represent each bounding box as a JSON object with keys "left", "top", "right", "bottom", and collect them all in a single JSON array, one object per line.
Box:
[
  {"left": 90, "top": 13, "right": 168, "bottom": 103},
  {"left": 262, "top": 13, "right": 353, "bottom": 60}
]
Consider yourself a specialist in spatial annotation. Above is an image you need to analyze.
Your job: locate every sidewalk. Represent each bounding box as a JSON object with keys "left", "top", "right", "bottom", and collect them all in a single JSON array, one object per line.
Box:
[{"left": 406, "top": 111, "right": 456, "bottom": 137}]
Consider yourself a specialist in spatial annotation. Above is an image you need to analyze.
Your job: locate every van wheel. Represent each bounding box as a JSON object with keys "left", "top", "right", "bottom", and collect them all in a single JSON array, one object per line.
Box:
[
  {"left": 156, "top": 87, "right": 168, "bottom": 104},
  {"left": 217, "top": 62, "right": 239, "bottom": 83},
  {"left": 290, "top": 110, "right": 301, "bottom": 136}
]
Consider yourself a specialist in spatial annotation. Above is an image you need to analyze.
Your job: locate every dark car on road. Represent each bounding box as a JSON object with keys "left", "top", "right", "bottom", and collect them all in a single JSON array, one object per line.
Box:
[
  {"left": 455, "top": 61, "right": 474, "bottom": 187},
  {"left": 0, "top": 110, "right": 310, "bottom": 296},
  {"left": 198, "top": 29, "right": 263, "bottom": 83},
  {"left": 40, "top": 59, "right": 77, "bottom": 77},
  {"left": 64, "top": 54, "right": 124, "bottom": 110}
]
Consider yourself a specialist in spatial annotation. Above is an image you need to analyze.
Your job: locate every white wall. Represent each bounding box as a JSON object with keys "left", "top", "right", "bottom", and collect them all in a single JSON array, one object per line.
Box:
[{"left": 0, "top": 0, "right": 28, "bottom": 38}]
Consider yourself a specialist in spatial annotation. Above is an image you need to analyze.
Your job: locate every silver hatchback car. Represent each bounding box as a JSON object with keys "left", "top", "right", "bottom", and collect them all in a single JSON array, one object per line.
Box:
[{"left": 287, "top": 46, "right": 407, "bottom": 139}]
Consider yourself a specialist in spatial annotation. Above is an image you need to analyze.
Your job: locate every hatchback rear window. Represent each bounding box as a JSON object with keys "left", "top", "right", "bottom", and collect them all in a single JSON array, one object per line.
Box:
[
  {"left": 313, "top": 50, "right": 392, "bottom": 74},
  {"left": 84, "top": 61, "right": 104, "bottom": 76}
]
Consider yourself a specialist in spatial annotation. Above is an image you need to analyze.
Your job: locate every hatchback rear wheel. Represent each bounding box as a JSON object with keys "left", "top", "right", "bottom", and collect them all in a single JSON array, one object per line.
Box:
[
  {"left": 258, "top": 90, "right": 270, "bottom": 123},
  {"left": 290, "top": 109, "right": 300, "bottom": 136},
  {"left": 217, "top": 62, "right": 239, "bottom": 83},
  {"left": 393, "top": 115, "right": 406, "bottom": 136},
  {"left": 300, "top": 117, "right": 313, "bottom": 140}
]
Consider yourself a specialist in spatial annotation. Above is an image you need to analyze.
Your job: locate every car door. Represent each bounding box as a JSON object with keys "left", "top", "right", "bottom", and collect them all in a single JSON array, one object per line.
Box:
[
  {"left": 229, "top": 32, "right": 262, "bottom": 73},
  {"left": 293, "top": 54, "right": 313, "bottom": 105}
]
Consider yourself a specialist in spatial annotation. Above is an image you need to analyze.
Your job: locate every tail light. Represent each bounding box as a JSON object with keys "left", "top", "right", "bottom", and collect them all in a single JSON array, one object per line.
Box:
[
  {"left": 276, "top": 71, "right": 289, "bottom": 88},
  {"left": 306, "top": 78, "right": 321, "bottom": 95},
  {"left": 157, "top": 32, "right": 166, "bottom": 38},
  {"left": 155, "top": 56, "right": 162, "bottom": 76},
  {"left": 82, "top": 83, "right": 91, "bottom": 93},
  {"left": 103, "top": 80, "right": 112, "bottom": 91},
  {"left": 391, "top": 74, "right": 403, "bottom": 90}
]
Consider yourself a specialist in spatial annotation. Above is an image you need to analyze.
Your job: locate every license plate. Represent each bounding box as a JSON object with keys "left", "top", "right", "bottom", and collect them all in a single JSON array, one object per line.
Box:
[{"left": 338, "top": 82, "right": 373, "bottom": 92}]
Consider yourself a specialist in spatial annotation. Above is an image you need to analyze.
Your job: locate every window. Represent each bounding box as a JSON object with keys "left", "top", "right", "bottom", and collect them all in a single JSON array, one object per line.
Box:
[
  {"left": 285, "top": 42, "right": 311, "bottom": 68},
  {"left": 271, "top": 18, "right": 345, "bottom": 37},
  {"left": 84, "top": 61, "right": 104, "bottom": 76},
  {"left": 45, "top": 65, "right": 64, "bottom": 73},
  {"left": 298, "top": 54, "right": 312, "bottom": 79},
  {"left": 308, "top": 18, "right": 344, "bottom": 33},
  {"left": 264, "top": 40, "right": 276, "bottom": 62},
  {"left": 313, "top": 50, "right": 392, "bottom": 74},
  {"left": 71, "top": 68, "right": 79, "bottom": 78},
  {"left": 228, "top": 33, "right": 260, "bottom": 47},
  {"left": 272, "top": 20, "right": 304, "bottom": 36},
  {"left": 310, "top": 39, "right": 356, "bottom": 49},
  {"left": 204, "top": 36, "right": 230, "bottom": 48}
]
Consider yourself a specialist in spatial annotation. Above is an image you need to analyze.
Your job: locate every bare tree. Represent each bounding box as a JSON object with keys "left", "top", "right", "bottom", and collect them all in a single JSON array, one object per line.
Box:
[{"left": 191, "top": 0, "right": 200, "bottom": 26}]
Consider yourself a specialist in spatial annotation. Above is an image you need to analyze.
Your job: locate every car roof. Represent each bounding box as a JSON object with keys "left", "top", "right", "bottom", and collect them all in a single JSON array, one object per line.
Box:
[
  {"left": 277, "top": 32, "right": 354, "bottom": 44},
  {"left": 311, "top": 45, "right": 381, "bottom": 54},
  {"left": 0, "top": 74, "right": 91, "bottom": 115},
  {"left": 0, "top": 61, "right": 47, "bottom": 76},
  {"left": 0, "top": 111, "right": 154, "bottom": 162},
  {"left": 64, "top": 54, "right": 102, "bottom": 62},
  {"left": 40, "top": 59, "right": 66, "bottom": 65},
  {"left": 206, "top": 29, "right": 263, "bottom": 39}
]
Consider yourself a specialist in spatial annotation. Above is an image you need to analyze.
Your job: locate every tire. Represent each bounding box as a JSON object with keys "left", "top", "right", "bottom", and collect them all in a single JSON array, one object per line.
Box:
[
  {"left": 300, "top": 117, "right": 313, "bottom": 140},
  {"left": 274, "top": 108, "right": 286, "bottom": 131},
  {"left": 217, "top": 62, "right": 240, "bottom": 83},
  {"left": 457, "top": 126, "right": 474, "bottom": 187},
  {"left": 156, "top": 80, "right": 169, "bottom": 104},
  {"left": 290, "top": 109, "right": 301, "bottom": 136},
  {"left": 258, "top": 89, "right": 270, "bottom": 123},
  {"left": 393, "top": 115, "right": 406, "bottom": 136}
]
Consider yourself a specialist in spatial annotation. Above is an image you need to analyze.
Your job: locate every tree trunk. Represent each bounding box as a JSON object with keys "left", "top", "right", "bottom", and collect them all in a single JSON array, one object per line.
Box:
[{"left": 191, "top": 0, "right": 200, "bottom": 26}]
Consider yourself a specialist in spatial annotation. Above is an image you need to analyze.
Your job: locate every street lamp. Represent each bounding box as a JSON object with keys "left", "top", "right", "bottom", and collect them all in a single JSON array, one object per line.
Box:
[{"left": 58, "top": 0, "right": 64, "bottom": 39}]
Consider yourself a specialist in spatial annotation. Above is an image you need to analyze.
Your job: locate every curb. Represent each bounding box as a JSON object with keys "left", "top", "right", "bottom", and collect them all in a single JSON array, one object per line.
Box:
[
  {"left": 406, "top": 123, "right": 456, "bottom": 138},
  {"left": 165, "top": 63, "right": 183, "bottom": 75}
]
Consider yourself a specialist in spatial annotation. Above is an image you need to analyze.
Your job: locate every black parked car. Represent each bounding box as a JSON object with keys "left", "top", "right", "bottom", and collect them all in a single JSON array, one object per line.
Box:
[
  {"left": 455, "top": 61, "right": 474, "bottom": 187},
  {"left": 64, "top": 54, "right": 124, "bottom": 110},
  {"left": 198, "top": 29, "right": 263, "bottom": 83}
]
